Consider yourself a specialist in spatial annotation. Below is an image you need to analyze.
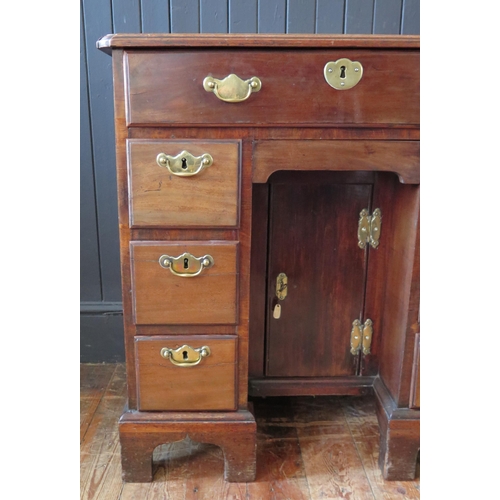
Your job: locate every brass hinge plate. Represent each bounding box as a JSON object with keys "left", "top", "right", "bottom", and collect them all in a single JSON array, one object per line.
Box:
[
  {"left": 350, "top": 319, "right": 373, "bottom": 355},
  {"left": 358, "top": 208, "right": 382, "bottom": 249}
]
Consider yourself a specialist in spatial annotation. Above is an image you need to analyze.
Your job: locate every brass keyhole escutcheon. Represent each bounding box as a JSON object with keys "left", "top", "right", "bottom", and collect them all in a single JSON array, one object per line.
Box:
[
  {"left": 276, "top": 273, "right": 288, "bottom": 301},
  {"left": 160, "top": 345, "right": 211, "bottom": 367},
  {"left": 324, "top": 58, "right": 363, "bottom": 90}
]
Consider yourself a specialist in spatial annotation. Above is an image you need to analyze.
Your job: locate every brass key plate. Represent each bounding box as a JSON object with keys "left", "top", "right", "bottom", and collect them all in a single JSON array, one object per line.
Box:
[
  {"left": 160, "top": 344, "right": 211, "bottom": 367},
  {"left": 324, "top": 58, "right": 363, "bottom": 90},
  {"left": 276, "top": 273, "right": 288, "bottom": 301}
]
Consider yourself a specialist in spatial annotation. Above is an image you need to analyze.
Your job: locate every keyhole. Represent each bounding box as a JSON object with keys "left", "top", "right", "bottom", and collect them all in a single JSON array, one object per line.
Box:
[
  {"left": 181, "top": 157, "right": 188, "bottom": 170},
  {"left": 340, "top": 66, "right": 346, "bottom": 79},
  {"left": 182, "top": 350, "right": 188, "bottom": 360},
  {"left": 183, "top": 257, "right": 189, "bottom": 269}
]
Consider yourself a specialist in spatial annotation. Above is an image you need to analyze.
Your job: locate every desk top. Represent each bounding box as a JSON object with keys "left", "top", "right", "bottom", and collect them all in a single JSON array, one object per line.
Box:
[{"left": 97, "top": 34, "right": 420, "bottom": 55}]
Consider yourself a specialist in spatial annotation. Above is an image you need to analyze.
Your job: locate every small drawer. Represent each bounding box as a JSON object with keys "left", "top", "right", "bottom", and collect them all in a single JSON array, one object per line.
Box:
[
  {"left": 125, "top": 49, "right": 419, "bottom": 127},
  {"left": 135, "top": 335, "right": 237, "bottom": 411},
  {"left": 127, "top": 140, "right": 240, "bottom": 228},
  {"left": 131, "top": 241, "right": 238, "bottom": 325}
]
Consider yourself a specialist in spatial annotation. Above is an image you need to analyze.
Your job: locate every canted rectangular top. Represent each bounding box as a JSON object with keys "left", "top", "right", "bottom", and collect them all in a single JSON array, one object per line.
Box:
[{"left": 96, "top": 34, "right": 419, "bottom": 55}]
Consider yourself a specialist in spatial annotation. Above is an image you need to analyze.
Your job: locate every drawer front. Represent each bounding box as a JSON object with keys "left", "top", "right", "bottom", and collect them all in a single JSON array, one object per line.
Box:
[
  {"left": 131, "top": 241, "right": 238, "bottom": 325},
  {"left": 125, "top": 49, "right": 419, "bottom": 126},
  {"left": 127, "top": 140, "right": 240, "bottom": 228},
  {"left": 135, "top": 335, "right": 237, "bottom": 411}
]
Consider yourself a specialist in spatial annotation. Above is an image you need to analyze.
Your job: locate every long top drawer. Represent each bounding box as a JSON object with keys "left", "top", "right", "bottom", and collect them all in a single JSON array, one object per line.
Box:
[{"left": 124, "top": 49, "right": 419, "bottom": 127}]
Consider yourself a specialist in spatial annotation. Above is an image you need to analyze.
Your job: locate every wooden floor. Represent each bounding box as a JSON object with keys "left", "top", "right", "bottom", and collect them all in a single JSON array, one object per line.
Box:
[{"left": 81, "top": 364, "right": 419, "bottom": 499}]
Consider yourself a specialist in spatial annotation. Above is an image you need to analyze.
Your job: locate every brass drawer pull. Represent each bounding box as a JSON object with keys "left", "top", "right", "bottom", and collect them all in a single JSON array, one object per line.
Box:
[
  {"left": 159, "top": 252, "right": 214, "bottom": 277},
  {"left": 160, "top": 344, "right": 211, "bottom": 367},
  {"left": 324, "top": 58, "right": 363, "bottom": 90},
  {"left": 203, "top": 74, "right": 262, "bottom": 102},
  {"left": 156, "top": 150, "right": 213, "bottom": 176}
]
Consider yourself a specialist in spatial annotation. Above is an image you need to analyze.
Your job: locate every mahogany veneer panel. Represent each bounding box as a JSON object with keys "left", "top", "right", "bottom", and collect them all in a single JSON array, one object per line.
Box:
[
  {"left": 135, "top": 336, "right": 237, "bottom": 411},
  {"left": 125, "top": 50, "right": 419, "bottom": 127},
  {"left": 131, "top": 241, "right": 238, "bottom": 325},
  {"left": 265, "top": 180, "right": 371, "bottom": 377},
  {"left": 127, "top": 140, "right": 240, "bottom": 228},
  {"left": 253, "top": 140, "right": 420, "bottom": 184}
]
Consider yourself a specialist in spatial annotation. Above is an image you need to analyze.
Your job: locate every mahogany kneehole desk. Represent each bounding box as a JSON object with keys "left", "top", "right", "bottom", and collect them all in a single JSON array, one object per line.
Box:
[{"left": 97, "top": 34, "right": 420, "bottom": 483}]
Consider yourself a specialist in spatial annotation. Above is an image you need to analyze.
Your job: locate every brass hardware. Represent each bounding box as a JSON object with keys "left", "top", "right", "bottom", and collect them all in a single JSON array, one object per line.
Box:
[
  {"left": 358, "top": 208, "right": 382, "bottom": 249},
  {"left": 159, "top": 252, "right": 214, "bottom": 277},
  {"left": 350, "top": 319, "right": 373, "bottom": 355},
  {"left": 276, "top": 273, "right": 288, "bottom": 301},
  {"left": 370, "top": 209, "right": 382, "bottom": 249},
  {"left": 160, "top": 344, "right": 211, "bottom": 367},
  {"left": 324, "top": 58, "right": 363, "bottom": 90},
  {"left": 273, "top": 303, "right": 282, "bottom": 319},
  {"left": 156, "top": 150, "right": 213, "bottom": 176},
  {"left": 362, "top": 319, "right": 373, "bottom": 355},
  {"left": 350, "top": 320, "right": 363, "bottom": 355},
  {"left": 203, "top": 74, "right": 262, "bottom": 102}
]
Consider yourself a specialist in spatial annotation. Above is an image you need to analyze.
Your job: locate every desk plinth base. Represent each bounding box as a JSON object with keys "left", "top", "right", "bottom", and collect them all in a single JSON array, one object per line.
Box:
[
  {"left": 119, "top": 408, "right": 257, "bottom": 483},
  {"left": 374, "top": 378, "right": 420, "bottom": 480}
]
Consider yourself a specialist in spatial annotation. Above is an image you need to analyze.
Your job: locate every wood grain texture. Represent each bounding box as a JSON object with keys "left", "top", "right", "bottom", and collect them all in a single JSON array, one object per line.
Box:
[
  {"left": 81, "top": 364, "right": 420, "bottom": 499},
  {"left": 80, "top": 364, "right": 117, "bottom": 442},
  {"left": 376, "top": 180, "right": 419, "bottom": 405},
  {"left": 80, "top": 364, "right": 127, "bottom": 500},
  {"left": 410, "top": 333, "right": 420, "bottom": 409},
  {"left": 125, "top": 49, "right": 419, "bottom": 127},
  {"left": 265, "top": 178, "right": 371, "bottom": 377},
  {"left": 293, "top": 397, "right": 376, "bottom": 499},
  {"left": 131, "top": 241, "right": 238, "bottom": 325},
  {"left": 135, "top": 335, "right": 237, "bottom": 411},
  {"left": 100, "top": 35, "right": 420, "bottom": 483},
  {"left": 127, "top": 139, "right": 240, "bottom": 228},
  {"left": 111, "top": 49, "right": 138, "bottom": 406},
  {"left": 360, "top": 172, "right": 395, "bottom": 377},
  {"left": 248, "top": 183, "right": 268, "bottom": 377},
  {"left": 249, "top": 377, "right": 374, "bottom": 396},
  {"left": 343, "top": 395, "right": 420, "bottom": 498},
  {"left": 119, "top": 409, "right": 257, "bottom": 482},
  {"left": 398, "top": 212, "right": 420, "bottom": 407},
  {"left": 129, "top": 125, "right": 420, "bottom": 141},
  {"left": 97, "top": 34, "right": 420, "bottom": 53},
  {"left": 253, "top": 140, "right": 420, "bottom": 183},
  {"left": 374, "top": 377, "right": 420, "bottom": 481}
]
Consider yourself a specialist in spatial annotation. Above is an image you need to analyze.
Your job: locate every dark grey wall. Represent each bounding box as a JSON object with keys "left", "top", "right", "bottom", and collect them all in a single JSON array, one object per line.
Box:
[{"left": 80, "top": 0, "right": 420, "bottom": 362}]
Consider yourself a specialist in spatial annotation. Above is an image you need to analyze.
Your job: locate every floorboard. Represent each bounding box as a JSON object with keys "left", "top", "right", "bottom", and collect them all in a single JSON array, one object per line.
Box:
[{"left": 80, "top": 364, "right": 420, "bottom": 499}]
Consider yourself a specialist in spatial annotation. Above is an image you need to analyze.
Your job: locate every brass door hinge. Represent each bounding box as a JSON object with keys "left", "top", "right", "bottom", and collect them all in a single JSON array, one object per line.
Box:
[
  {"left": 358, "top": 208, "right": 382, "bottom": 249},
  {"left": 350, "top": 319, "right": 373, "bottom": 355}
]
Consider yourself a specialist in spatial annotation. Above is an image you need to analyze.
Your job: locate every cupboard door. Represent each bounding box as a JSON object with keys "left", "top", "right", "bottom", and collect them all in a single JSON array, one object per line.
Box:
[{"left": 266, "top": 179, "right": 372, "bottom": 377}]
